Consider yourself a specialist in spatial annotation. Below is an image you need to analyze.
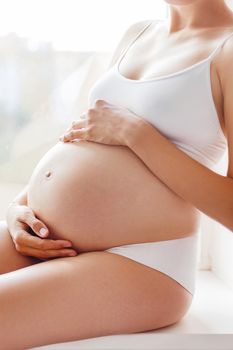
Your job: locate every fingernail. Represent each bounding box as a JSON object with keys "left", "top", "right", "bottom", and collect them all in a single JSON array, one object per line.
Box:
[
  {"left": 39, "top": 228, "right": 47, "bottom": 237},
  {"left": 63, "top": 242, "right": 72, "bottom": 247},
  {"left": 69, "top": 251, "right": 77, "bottom": 256}
]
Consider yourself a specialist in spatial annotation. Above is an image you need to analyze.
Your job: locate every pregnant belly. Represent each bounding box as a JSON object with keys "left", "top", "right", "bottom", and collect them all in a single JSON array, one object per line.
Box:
[{"left": 27, "top": 140, "right": 200, "bottom": 252}]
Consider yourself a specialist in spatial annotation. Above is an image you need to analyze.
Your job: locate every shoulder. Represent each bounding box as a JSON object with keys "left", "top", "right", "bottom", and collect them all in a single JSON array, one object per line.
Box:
[
  {"left": 216, "top": 29, "right": 233, "bottom": 90},
  {"left": 107, "top": 19, "right": 157, "bottom": 69}
]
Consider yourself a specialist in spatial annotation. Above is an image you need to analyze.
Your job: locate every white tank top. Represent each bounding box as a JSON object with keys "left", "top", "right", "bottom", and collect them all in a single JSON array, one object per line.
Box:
[{"left": 88, "top": 20, "right": 232, "bottom": 169}]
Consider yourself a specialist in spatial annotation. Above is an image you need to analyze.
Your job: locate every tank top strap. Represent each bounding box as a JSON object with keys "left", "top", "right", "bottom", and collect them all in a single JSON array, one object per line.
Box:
[
  {"left": 207, "top": 30, "right": 233, "bottom": 62},
  {"left": 116, "top": 19, "right": 158, "bottom": 66}
]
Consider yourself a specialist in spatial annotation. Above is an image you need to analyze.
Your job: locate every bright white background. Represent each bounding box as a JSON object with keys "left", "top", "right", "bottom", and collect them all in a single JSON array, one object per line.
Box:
[{"left": 0, "top": 0, "right": 167, "bottom": 51}]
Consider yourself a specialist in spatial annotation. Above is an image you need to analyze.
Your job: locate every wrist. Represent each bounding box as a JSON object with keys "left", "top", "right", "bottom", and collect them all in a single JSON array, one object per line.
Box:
[
  {"left": 6, "top": 200, "right": 20, "bottom": 213},
  {"left": 7, "top": 200, "right": 18, "bottom": 208},
  {"left": 7, "top": 185, "right": 28, "bottom": 210},
  {"left": 124, "top": 115, "right": 152, "bottom": 149}
]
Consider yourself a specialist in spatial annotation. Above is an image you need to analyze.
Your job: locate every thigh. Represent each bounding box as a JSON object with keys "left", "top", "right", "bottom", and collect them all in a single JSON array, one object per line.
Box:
[
  {"left": 0, "top": 250, "right": 193, "bottom": 349},
  {"left": 0, "top": 220, "right": 40, "bottom": 274}
]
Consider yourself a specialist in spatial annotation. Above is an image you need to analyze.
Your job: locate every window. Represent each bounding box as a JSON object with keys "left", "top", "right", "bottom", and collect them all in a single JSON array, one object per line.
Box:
[
  {"left": 0, "top": 0, "right": 167, "bottom": 182},
  {"left": 0, "top": 0, "right": 167, "bottom": 51}
]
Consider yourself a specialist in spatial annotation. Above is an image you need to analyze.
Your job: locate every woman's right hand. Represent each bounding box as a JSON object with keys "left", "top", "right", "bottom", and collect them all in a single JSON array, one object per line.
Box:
[{"left": 6, "top": 204, "right": 78, "bottom": 260}]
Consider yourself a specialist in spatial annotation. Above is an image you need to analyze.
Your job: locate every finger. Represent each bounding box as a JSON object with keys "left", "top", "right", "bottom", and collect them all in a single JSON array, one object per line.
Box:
[
  {"left": 19, "top": 209, "right": 49, "bottom": 238},
  {"left": 62, "top": 127, "right": 88, "bottom": 142},
  {"left": 59, "top": 122, "right": 87, "bottom": 142},
  {"left": 63, "top": 119, "right": 86, "bottom": 134},
  {"left": 14, "top": 230, "right": 75, "bottom": 250},
  {"left": 18, "top": 246, "right": 78, "bottom": 260},
  {"left": 72, "top": 119, "right": 87, "bottom": 129}
]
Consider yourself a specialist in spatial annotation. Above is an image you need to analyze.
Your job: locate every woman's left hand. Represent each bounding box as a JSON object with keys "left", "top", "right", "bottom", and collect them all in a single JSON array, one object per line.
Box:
[{"left": 59, "top": 99, "right": 142, "bottom": 146}]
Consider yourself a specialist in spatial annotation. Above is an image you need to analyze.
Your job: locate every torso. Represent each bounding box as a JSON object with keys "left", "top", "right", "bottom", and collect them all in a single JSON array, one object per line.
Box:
[{"left": 27, "top": 19, "right": 232, "bottom": 253}]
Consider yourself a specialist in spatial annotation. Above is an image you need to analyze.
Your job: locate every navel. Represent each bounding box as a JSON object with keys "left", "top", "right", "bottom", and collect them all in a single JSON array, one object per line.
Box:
[{"left": 45, "top": 170, "right": 52, "bottom": 179}]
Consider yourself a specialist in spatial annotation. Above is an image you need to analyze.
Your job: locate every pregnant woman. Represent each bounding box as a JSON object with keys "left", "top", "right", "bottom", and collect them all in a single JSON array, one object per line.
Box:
[{"left": 1, "top": 0, "right": 233, "bottom": 348}]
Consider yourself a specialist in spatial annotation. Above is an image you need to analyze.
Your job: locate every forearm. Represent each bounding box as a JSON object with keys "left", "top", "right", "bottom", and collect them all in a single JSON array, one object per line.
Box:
[{"left": 126, "top": 119, "right": 233, "bottom": 231}]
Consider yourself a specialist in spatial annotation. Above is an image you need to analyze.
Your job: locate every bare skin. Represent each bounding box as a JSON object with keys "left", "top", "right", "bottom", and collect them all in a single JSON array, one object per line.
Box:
[
  {"left": 1, "top": 0, "right": 233, "bottom": 348},
  {"left": 26, "top": 140, "right": 200, "bottom": 252}
]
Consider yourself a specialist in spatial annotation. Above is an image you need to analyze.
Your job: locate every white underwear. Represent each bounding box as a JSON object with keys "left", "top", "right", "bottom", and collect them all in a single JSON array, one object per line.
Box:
[{"left": 105, "top": 231, "right": 201, "bottom": 295}]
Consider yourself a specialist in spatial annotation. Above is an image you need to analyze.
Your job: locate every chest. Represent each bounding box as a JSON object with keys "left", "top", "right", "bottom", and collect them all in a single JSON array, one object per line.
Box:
[{"left": 118, "top": 31, "right": 225, "bottom": 135}]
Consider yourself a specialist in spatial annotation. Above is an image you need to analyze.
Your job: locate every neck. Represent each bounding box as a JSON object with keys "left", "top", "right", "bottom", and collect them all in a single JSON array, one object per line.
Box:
[{"left": 167, "top": 0, "right": 233, "bottom": 33}]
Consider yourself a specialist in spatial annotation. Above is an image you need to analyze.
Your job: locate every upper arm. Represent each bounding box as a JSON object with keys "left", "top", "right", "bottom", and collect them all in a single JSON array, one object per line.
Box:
[
  {"left": 218, "top": 37, "right": 233, "bottom": 178},
  {"left": 107, "top": 19, "right": 153, "bottom": 69}
]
